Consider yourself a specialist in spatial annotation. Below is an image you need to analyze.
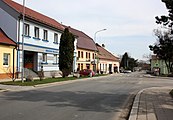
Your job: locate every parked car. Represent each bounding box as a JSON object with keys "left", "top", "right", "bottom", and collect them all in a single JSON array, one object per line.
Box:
[
  {"left": 79, "top": 69, "right": 95, "bottom": 77},
  {"left": 123, "top": 70, "right": 132, "bottom": 73}
]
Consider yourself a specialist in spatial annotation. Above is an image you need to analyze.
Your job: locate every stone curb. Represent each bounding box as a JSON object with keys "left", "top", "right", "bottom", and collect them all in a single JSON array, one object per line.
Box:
[{"left": 128, "top": 89, "right": 144, "bottom": 120}]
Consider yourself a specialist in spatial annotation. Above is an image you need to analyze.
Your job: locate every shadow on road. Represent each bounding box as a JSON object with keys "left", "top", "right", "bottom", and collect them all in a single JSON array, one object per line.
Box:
[{"left": 1, "top": 90, "right": 130, "bottom": 113}]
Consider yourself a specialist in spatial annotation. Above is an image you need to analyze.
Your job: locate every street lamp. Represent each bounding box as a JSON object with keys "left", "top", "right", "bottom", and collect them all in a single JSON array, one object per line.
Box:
[
  {"left": 94, "top": 29, "right": 107, "bottom": 43},
  {"left": 21, "top": 0, "right": 26, "bottom": 82},
  {"left": 94, "top": 29, "right": 106, "bottom": 73}
]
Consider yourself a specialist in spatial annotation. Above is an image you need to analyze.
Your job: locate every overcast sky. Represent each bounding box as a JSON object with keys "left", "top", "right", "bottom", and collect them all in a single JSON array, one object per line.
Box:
[{"left": 14, "top": 0, "right": 168, "bottom": 60}]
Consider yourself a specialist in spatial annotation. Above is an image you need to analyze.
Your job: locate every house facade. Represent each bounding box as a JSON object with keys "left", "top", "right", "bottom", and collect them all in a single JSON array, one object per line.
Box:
[
  {"left": 67, "top": 26, "right": 97, "bottom": 71},
  {"left": 151, "top": 55, "right": 168, "bottom": 75},
  {"left": 0, "top": 0, "right": 77, "bottom": 78},
  {"left": 96, "top": 44, "right": 120, "bottom": 74},
  {"left": 0, "top": 28, "right": 16, "bottom": 79}
]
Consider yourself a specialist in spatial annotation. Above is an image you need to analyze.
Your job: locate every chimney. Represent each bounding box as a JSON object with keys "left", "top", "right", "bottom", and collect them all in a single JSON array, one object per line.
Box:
[{"left": 102, "top": 44, "right": 105, "bottom": 48}]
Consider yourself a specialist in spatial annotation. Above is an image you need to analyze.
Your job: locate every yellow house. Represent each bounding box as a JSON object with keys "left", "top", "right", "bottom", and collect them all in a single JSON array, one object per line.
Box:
[
  {"left": 67, "top": 27, "right": 97, "bottom": 71},
  {"left": 77, "top": 48, "right": 96, "bottom": 71},
  {"left": 0, "top": 28, "right": 16, "bottom": 80}
]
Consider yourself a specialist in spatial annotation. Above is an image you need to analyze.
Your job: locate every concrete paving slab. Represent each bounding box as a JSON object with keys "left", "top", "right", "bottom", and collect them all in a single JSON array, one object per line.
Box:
[{"left": 129, "top": 87, "right": 173, "bottom": 120}]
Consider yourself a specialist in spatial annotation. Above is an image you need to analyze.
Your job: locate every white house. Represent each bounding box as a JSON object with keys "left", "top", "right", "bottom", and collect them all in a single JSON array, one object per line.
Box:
[{"left": 0, "top": 0, "right": 77, "bottom": 78}]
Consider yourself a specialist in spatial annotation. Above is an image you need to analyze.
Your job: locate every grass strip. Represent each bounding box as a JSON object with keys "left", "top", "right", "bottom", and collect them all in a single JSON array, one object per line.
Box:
[{"left": 0, "top": 74, "right": 108, "bottom": 86}]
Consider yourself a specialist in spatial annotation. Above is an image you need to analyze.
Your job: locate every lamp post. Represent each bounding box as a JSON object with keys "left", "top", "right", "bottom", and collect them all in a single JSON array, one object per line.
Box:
[
  {"left": 21, "top": 0, "right": 26, "bottom": 82},
  {"left": 94, "top": 29, "right": 107, "bottom": 43},
  {"left": 94, "top": 29, "right": 106, "bottom": 73}
]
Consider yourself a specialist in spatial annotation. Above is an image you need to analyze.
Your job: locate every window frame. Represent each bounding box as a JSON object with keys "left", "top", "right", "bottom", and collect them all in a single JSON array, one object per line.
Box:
[
  {"left": 42, "top": 53, "right": 47, "bottom": 63},
  {"left": 54, "top": 33, "right": 58, "bottom": 44},
  {"left": 78, "top": 51, "right": 80, "bottom": 58},
  {"left": 43, "top": 29, "right": 48, "bottom": 40},
  {"left": 81, "top": 63, "right": 83, "bottom": 70},
  {"left": 54, "top": 54, "right": 58, "bottom": 64},
  {"left": 24, "top": 23, "right": 30, "bottom": 36},
  {"left": 81, "top": 51, "right": 83, "bottom": 58},
  {"left": 92, "top": 53, "right": 95, "bottom": 59},
  {"left": 86, "top": 52, "right": 88, "bottom": 59},
  {"left": 3, "top": 53, "right": 10, "bottom": 67},
  {"left": 34, "top": 27, "right": 39, "bottom": 38}
]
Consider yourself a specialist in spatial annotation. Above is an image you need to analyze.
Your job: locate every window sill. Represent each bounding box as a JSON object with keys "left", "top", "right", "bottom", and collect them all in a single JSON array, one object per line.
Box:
[
  {"left": 52, "top": 63, "right": 58, "bottom": 65},
  {"left": 3, "top": 65, "right": 9, "bottom": 68},
  {"left": 33, "top": 37, "right": 41, "bottom": 40},
  {"left": 42, "top": 39, "right": 49, "bottom": 42},
  {"left": 53, "top": 42, "right": 59, "bottom": 44},
  {"left": 41, "top": 62, "right": 48, "bottom": 65},
  {"left": 23, "top": 35, "right": 31, "bottom": 38}
]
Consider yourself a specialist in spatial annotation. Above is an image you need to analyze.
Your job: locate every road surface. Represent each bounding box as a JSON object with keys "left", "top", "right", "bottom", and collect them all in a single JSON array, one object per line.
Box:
[{"left": 0, "top": 72, "right": 172, "bottom": 120}]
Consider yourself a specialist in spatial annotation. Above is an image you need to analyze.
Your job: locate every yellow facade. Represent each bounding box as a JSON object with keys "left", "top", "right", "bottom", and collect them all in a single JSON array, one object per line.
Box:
[
  {"left": 77, "top": 48, "right": 96, "bottom": 71},
  {"left": 0, "top": 45, "right": 16, "bottom": 79}
]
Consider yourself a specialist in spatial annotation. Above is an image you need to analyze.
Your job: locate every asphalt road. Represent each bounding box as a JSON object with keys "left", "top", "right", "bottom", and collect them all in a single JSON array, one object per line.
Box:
[{"left": 0, "top": 72, "right": 173, "bottom": 120}]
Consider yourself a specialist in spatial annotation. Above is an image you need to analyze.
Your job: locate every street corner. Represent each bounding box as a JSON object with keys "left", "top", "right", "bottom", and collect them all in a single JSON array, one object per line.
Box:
[{"left": 128, "top": 86, "right": 173, "bottom": 120}]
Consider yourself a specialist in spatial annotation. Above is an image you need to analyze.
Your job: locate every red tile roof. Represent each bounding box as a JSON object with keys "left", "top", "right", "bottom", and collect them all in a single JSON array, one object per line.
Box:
[
  {"left": 64, "top": 26, "right": 97, "bottom": 51},
  {"left": 0, "top": 28, "right": 16, "bottom": 46},
  {"left": 3, "top": 0, "right": 64, "bottom": 31},
  {"left": 96, "top": 44, "right": 119, "bottom": 62}
]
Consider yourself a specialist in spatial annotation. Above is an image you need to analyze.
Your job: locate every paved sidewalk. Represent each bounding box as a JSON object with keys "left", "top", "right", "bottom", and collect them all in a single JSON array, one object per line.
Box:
[{"left": 129, "top": 87, "right": 173, "bottom": 120}]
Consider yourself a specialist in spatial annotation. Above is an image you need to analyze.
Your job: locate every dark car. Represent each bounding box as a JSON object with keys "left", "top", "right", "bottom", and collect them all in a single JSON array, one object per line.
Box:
[{"left": 79, "top": 69, "right": 95, "bottom": 77}]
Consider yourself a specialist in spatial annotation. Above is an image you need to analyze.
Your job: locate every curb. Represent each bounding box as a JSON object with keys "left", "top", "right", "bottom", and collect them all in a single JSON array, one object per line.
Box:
[{"left": 128, "top": 89, "right": 144, "bottom": 120}]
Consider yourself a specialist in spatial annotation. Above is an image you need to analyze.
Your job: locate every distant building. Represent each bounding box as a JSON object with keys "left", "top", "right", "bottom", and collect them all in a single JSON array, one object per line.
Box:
[
  {"left": 151, "top": 55, "right": 168, "bottom": 75},
  {"left": 96, "top": 44, "right": 120, "bottom": 74},
  {"left": 0, "top": 28, "right": 16, "bottom": 79}
]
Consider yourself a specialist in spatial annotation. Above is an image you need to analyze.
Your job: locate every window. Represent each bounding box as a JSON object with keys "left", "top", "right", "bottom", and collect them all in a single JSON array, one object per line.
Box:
[
  {"left": 89, "top": 53, "right": 90, "bottom": 59},
  {"left": 3, "top": 53, "right": 10, "bottom": 66},
  {"left": 81, "top": 51, "right": 83, "bottom": 58},
  {"left": 24, "top": 23, "right": 29, "bottom": 36},
  {"left": 43, "top": 29, "right": 48, "bottom": 40},
  {"left": 78, "top": 63, "right": 80, "bottom": 71},
  {"left": 54, "top": 33, "right": 58, "bottom": 43},
  {"left": 81, "top": 64, "right": 83, "bottom": 70},
  {"left": 42, "top": 53, "right": 47, "bottom": 63},
  {"left": 92, "top": 53, "right": 95, "bottom": 59},
  {"left": 54, "top": 54, "right": 58, "bottom": 64},
  {"left": 86, "top": 52, "right": 88, "bottom": 58},
  {"left": 86, "top": 64, "right": 90, "bottom": 69},
  {"left": 78, "top": 51, "right": 80, "bottom": 58},
  {"left": 34, "top": 27, "right": 39, "bottom": 38}
]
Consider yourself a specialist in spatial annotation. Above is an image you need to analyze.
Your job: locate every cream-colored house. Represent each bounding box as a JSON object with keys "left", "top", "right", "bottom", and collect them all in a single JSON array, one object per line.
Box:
[
  {"left": 96, "top": 44, "right": 120, "bottom": 74},
  {"left": 0, "top": 28, "right": 16, "bottom": 80}
]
